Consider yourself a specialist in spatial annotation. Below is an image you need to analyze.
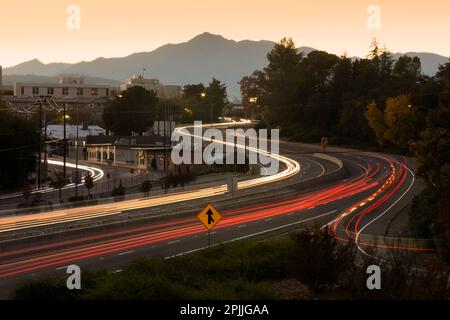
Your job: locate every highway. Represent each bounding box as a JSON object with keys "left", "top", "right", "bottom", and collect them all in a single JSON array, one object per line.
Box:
[{"left": 0, "top": 122, "right": 426, "bottom": 298}]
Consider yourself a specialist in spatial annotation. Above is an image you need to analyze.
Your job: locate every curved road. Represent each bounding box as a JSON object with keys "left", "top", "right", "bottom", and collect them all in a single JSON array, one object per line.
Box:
[{"left": 0, "top": 124, "right": 424, "bottom": 298}]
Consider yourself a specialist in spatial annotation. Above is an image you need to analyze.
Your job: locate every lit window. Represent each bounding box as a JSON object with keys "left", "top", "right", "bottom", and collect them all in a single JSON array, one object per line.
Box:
[{"left": 91, "top": 88, "right": 98, "bottom": 96}]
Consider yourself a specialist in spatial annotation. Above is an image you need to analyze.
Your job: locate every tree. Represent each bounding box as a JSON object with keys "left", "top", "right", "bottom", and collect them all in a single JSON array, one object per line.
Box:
[
  {"left": 330, "top": 54, "right": 352, "bottom": 95},
  {"left": 411, "top": 106, "right": 450, "bottom": 191},
  {"left": 68, "top": 106, "right": 93, "bottom": 125},
  {"left": 181, "top": 83, "right": 206, "bottom": 120},
  {"left": 383, "top": 95, "right": 417, "bottom": 151},
  {"left": 180, "top": 81, "right": 227, "bottom": 122},
  {"left": 436, "top": 61, "right": 450, "bottom": 106},
  {"left": 0, "top": 110, "right": 39, "bottom": 190},
  {"left": 49, "top": 170, "right": 69, "bottom": 199},
  {"left": 338, "top": 100, "right": 372, "bottom": 142},
  {"left": 365, "top": 96, "right": 417, "bottom": 151},
  {"left": 368, "top": 38, "right": 381, "bottom": 72},
  {"left": 351, "top": 58, "right": 380, "bottom": 98},
  {"left": 182, "top": 84, "right": 206, "bottom": 100},
  {"left": 393, "top": 56, "right": 422, "bottom": 92},
  {"left": 410, "top": 107, "right": 450, "bottom": 247},
  {"left": 103, "top": 86, "right": 158, "bottom": 135},
  {"left": 205, "top": 78, "right": 227, "bottom": 121},
  {"left": 236, "top": 36, "right": 442, "bottom": 153},
  {"left": 84, "top": 172, "right": 94, "bottom": 198},
  {"left": 264, "top": 38, "right": 303, "bottom": 122},
  {"left": 112, "top": 180, "right": 125, "bottom": 198},
  {"left": 239, "top": 70, "right": 267, "bottom": 105},
  {"left": 365, "top": 101, "right": 386, "bottom": 147},
  {"left": 139, "top": 180, "right": 152, "bottom": 196},
  {"left": 290, "top": 227, "right": 355, "bottom": 292},
  {"left": 379, "top": 46, "right": 394, "bottom": 81}
]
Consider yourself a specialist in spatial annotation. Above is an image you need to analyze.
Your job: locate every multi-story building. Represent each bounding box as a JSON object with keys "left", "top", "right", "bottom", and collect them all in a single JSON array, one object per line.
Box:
[
  {"left": 120, "top": 75, "right": 182, "bottom": 99},
  {"left": 13, "top": 75, "right": 114, "bottom": 100}
]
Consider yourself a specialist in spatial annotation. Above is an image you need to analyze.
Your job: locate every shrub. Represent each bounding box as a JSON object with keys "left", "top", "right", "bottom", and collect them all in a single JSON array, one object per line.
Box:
[
  {"left": 289, "top": 227, "right": 355, "bottom": 292},
  {"left": 139, "top": 180, "right": 152, "bottom": 195},
  {"left": 112, "top": 181, "right": 125, "bottom": 198}
]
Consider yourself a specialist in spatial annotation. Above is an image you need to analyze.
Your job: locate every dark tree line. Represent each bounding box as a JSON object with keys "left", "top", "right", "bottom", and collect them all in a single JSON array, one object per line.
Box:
[
  {"left": 240, "top": 37, "right": 450, "bottom": 245},
  {"left": 240, "top": 38, "right": 445, "bottom": 145},
  {"left": 0, "top": 107, "right": 39, "bottom": 190}
]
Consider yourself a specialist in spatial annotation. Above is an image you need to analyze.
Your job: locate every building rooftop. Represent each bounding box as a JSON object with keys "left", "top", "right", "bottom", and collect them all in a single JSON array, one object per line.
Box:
[{"left": 86, "top": 135, "right": 166, "bottom": 147}]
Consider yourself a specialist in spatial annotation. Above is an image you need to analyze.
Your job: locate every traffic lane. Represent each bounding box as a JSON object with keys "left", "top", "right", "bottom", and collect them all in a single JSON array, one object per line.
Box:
[
  {"left": 0, "top": 151, "right": 369, "bottom": 267},
  {"left": 0, "top": 176, "right": 381, "bottom": 283},
  {"left": 0, "top": 202, "right": 348, "bottom": 299},
  {"left": 0, "top": 150, "right": 370, "bottom": 272},
  {"left": 0, "top": 151, "right": 319, "bottom": 237},
  {"left": 0, "top": 155, "right": 384, "bottom": 298},
  {"left": 352, "top": 157, "right": 418, "bottom": 237},
  {"left": 331, "top": 153, "right": 419, "bottom": 247}
]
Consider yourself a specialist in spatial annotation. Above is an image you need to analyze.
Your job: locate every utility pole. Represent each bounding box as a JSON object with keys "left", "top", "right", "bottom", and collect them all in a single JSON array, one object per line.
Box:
[
  {"left": 38, "top": 102, "right": 42, "bottom": 189},
  {"left": 75, "top": 105, "right": 80, "bottom": 198},
  {"left": 163, "top": 103, "right": 167, "bottom": 173},
  {"left": 44, "top": 108, "right": 47, "bottom": 163},
  {"left": 63, "top": 104, "right": 67, "bottom": 181},
  {"left": 234, "top": 120, "right": 237, "bottom": 175}
]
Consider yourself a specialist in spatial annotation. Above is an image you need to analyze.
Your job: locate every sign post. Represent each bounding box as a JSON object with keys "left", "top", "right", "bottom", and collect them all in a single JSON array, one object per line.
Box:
[{"left": 197, "top": 204, "right": 223, "bottom": 248}]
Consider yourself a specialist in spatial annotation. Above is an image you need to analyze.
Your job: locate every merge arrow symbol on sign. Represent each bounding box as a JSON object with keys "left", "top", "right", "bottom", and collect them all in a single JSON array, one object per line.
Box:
[
  {"left": 206, "top": 209, "right": 215, "bottom": 224},
  {"left": 197, "top": 204, "right": 222, "bottom": 231}
]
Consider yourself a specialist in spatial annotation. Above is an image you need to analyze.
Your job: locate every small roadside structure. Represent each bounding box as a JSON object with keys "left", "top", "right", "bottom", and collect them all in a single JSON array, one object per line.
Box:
[{"left": 84, "top": 135, "right": 171, "bottom": 171}]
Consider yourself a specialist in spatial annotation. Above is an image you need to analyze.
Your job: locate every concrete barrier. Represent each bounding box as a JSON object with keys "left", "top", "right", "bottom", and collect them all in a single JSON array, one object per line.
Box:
[{"left": 313, "top": 153, "right": 343, "bottom": 169}]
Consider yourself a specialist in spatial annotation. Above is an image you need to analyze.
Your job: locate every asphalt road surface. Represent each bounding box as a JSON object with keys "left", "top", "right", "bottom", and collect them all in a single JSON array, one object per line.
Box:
[{"left": 0, "top": 137, "right": 424, "bottom": 299}]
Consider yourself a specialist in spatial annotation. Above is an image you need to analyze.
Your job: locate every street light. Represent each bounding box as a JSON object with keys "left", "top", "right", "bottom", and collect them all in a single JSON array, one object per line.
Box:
[
  {"left": 249, "top": 97, "right": 258, "bottom": 120},
  {"left": 249, "top": 97, "right": 258, "bottom": 104},
  {"left": 200, "top": 92, "right": 213, "bottom": 128}
]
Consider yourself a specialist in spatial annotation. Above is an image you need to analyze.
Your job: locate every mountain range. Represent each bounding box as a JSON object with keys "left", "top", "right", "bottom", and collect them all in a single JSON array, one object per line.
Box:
[{"left": 2, "top": 32, "right": 449, "bottom": 98}]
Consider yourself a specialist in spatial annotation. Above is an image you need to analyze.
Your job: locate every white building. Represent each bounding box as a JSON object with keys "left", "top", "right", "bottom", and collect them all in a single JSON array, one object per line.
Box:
[
  {"left": 13, "top": 75, "right": 115, "bottom": 99},
  {"left": 120, "top": 75, "right": 182, "bottom": 99}
]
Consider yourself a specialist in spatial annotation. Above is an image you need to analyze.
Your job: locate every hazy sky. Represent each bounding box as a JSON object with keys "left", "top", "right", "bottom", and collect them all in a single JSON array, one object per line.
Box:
[{"left": 1, "top": 0, "right": 449, "bottom": 67}]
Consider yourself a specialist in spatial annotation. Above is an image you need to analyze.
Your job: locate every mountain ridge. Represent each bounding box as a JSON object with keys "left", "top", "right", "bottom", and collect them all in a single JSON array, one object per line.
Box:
[{"left": 3, "top": 32, "right": 449, "bottom": 98}]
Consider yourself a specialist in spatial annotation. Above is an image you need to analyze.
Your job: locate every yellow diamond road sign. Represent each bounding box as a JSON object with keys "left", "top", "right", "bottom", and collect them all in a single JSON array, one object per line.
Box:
[{"left": 197, "top": 204, "right": 222, "bottom": 231}]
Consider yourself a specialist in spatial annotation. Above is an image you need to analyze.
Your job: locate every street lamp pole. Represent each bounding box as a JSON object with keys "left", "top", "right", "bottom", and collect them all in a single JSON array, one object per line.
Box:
[
  {"left": 210, "top": 101, "right": 213, "bottom": 129},
  {"left": 75, "top": 105, "right": 80, "bottom": 198},
  {"left": 163, "top": 102, "right": 167, "bottom": 174},
  {"left": 200, "top": 92, "right": 213, "bottom": 128}
]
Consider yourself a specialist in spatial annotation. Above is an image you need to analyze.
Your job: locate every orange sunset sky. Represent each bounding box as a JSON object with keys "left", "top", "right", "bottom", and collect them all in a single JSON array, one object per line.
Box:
[{"left": 1, "top": 0, "right": 449, "bottom": 67}]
